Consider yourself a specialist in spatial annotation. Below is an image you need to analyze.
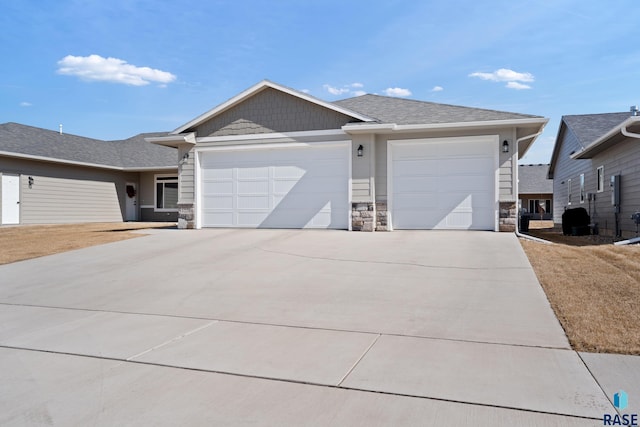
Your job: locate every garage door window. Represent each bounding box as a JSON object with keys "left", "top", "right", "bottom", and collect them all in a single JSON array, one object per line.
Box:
[{"left": 155, "top": 175, "right": 178, "bottom": 211}]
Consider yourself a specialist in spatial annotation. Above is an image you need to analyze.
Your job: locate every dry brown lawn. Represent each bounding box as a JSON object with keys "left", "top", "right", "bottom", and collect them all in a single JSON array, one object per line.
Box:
[
  {"left": 0, "top": 222, "right": 175, "bottom": 265},
  {"left": 521, "top": 228, "right": 640, "bottom": 355}
]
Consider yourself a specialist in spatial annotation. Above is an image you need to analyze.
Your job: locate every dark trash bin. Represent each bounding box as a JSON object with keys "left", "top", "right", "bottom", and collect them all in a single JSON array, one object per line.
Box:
[{"left": 520, "top": 214, "right": 530, "bottom": 232}]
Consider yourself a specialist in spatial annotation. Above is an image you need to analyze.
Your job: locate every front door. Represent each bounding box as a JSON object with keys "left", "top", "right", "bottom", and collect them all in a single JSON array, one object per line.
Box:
[
  {"left": 1, "top": 174, "right": 20, "bottom": 225},
  {"left": 125, "top": 183, "right": 138, "bottom": 221}
]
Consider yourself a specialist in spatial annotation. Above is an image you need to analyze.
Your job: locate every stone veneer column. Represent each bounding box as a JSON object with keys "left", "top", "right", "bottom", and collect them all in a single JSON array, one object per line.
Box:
[
  {"left": 499, "top": 201, "right": 517, "bottom": 232},
  {"left": 351, "top": 202, "right": 375, "bottom": 231},
  {"left": 351, "top": 201, "right": 390, "bottom": 231},
  {"left": 177, "top": 203, "right": 195, "bottom": 229},
  {"left": 376, "top": 201, "right": 388, "bottom": 231}
]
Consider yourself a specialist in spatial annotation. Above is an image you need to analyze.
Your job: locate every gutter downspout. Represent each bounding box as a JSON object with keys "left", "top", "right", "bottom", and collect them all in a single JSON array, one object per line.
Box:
[
  {"left": 516, "top": 131, "right": 543, "bottom": 146},
  {"left": 515, "top": 228, "right": 554, "bottom": 244}
]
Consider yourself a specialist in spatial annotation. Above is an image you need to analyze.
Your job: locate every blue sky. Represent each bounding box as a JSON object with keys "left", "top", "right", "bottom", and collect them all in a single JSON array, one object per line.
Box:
[{"left": 2, "top": 0, "right": 639, "bottom": 164}]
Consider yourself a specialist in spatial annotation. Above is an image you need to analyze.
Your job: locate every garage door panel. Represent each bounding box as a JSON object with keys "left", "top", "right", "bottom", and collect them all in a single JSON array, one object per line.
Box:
[
  {"left": 237, "top": 180, "right": 269, "bottom": 194},
  {"left": 391, "top": 138, "right": 496, "bottom": 230},
  {"left": 200, "top": 144, "right": 349, "bottom": 229},
  {"left": 437, "top": 175, "right": 494, "bottom": 192}
]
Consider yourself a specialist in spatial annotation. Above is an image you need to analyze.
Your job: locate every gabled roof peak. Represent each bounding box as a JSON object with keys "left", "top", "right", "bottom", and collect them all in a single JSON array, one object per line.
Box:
[{"left": 171, "top": 80, "right": 375, "bottom": 135}]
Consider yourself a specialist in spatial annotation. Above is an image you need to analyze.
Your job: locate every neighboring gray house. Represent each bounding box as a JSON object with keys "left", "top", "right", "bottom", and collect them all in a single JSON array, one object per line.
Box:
[
  {"left": 548, "top": 111, "right": 640, "bottom": 238},
  {"left": 148, "top": 80, "right": 548, "bottom": 231},
  {"left": 0, "top": 123, "right": 178, "bottom": 225},
  {"left": 518, "top": 164, "right": 553, "bottom": 220}
]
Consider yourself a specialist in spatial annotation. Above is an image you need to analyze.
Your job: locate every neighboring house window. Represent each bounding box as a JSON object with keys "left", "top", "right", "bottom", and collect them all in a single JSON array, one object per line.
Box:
[
  {"left": 528, "top": 199, "right": 551, "bottom": 215},
  {"left": 597, "top": 166, "right": 604, "bottom": 192},
  {"left": 579, "top": 174, "right": 585, "bottom": 203},
  {"left": 155, "top": 175, "right": 178, "bottom": 211},
  {"left": 568, "top": 178, "right": 572, "bottom": 205}
]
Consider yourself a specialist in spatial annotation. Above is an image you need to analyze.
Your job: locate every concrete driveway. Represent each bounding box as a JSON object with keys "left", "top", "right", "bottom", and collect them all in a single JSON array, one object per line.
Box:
[{"left": 0, "top": 229, "right": 615, "bottom": 425}]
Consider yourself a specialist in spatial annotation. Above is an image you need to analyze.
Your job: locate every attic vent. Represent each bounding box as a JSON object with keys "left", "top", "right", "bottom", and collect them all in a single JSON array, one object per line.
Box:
[{"left": 631, "top": 106, "right": 639, "bottom": 116}]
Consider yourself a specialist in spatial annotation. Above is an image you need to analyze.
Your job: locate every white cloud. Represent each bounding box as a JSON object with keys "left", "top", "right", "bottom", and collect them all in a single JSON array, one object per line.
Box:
[
  {"left": 506, "top": 81, "right": 532, "bottom": 90},
  {"left": 352, "top": 90, "right": 366, "bottom": 97},
  {"left": 431, "top": 86, "right": 443, "bottom": 92},
  {"left": 383, "top": 87, "right": 412, "bottom": 97},
  {"left": 57, "top": 54, "right": 177, "bottom": 86},
  {"left": 323, "top": 84, "right": 350, "bottom": 95},
  {"left": 350, "top": 82, "right": 364, "bottom": 88},
  {"left": 19, "top": 101, "right": 32, "bottom": 107},
  {"left": 300, "top": 88, "right": 311, "bottom": 94},
  {"left": 469, "top": 68, "right": 534, "bottom": 90}
]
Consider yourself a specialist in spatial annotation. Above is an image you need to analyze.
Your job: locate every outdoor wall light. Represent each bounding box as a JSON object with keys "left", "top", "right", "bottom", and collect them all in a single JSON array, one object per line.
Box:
[
  {"left": 357, "top": 144, "right": 364, "bottom": 157},
  {"left": 180, "top": 152, "right": 190, "bottom": 164},
  {"left": 502, "top": 140, "right": 509, "bottom": 153},
  {"left": 28, "top": 176, "right": 34, "bottom": 188}
]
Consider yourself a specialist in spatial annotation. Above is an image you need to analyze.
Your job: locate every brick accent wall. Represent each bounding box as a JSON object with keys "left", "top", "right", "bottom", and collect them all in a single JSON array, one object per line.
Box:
[{"left": 499, "top": 201, "right": 517, "bottom": 232}]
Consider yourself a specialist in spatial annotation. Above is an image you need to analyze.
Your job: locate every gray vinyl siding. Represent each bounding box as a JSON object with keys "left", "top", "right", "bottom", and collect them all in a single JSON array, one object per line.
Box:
[
  {"left": 195, "top": 88, "right": 356, "bottom": 137},
  {"left": 588, "top": 137, "right": 640, "bottom": 238},
  {"left": 351, "top": 134, "right": 374, "bottom": 202},
  {"left": 552, "top": 128, "right": 640, "bottom": 238},
  {"left": 178, "top": 145, "right": 194, "bottom": 204},
  {"left": 0, "top": 157, "right": 137, "bottom": 224},
  {"left": 373, "top": 128, "right": 515, "bottom": 202},
  {"left": 551, "top": 129, "right": 591, "bottom": 223}
]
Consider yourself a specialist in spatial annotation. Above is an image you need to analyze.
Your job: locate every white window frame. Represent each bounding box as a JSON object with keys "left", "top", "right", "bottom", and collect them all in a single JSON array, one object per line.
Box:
[
  {"left": 579, "top": 174, "right": 585, "bottom": 203},
  {"left": 568, "top": 178, "right": 572, "bottom": 205},
  {"left": 597, "top": 166, "right": 604, "bottom": 193},
  {"left": 154, "top": 174, "right": 179, "bottom": 212}
]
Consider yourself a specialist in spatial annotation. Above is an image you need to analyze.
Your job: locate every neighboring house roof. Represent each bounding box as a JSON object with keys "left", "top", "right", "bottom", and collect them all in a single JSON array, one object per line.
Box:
[
  {"left": 562, "top": 113, "right": 632, "bottom": 148},
  {"left": 0, "top": 122, "right": 176, "bottom": 170},
  {"left": 333, "top": 94, "right": 543, "bottom": 125},
  {"left": 518, "top": 164, "right": 552, "bottom": 194},
  {"left": 548, "top": 112, "right": 640, "bottom": 178}
]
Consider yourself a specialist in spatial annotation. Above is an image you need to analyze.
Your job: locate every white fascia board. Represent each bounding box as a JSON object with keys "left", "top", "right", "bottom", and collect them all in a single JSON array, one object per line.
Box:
[
  {"left": 0, "top": 150, "right": 123, "bottom": 171},
  {"left": 122, "top": 166, "right": 178, "bottom": 172},
  {"left": 572, "top": 116, "right": 640, "bottom": 159},
  {"left": 344, "top": 118, "right": 547, "bottom": 135},
  {"left": 196, "top": 140, "right": 351, "bottom": 153},
  {"left": 393, "top": 118, "right": 548, "bottom": 132},
  {"left": 146, "top": 132, "right": 196, "bottom": 147},
  {"left": 342, "top": 123, "right": 396, "bottom": 134},
  {"left": 171, "top": 80, "right": 375, "bottom": 135},
  {"left": 196, "top": 129, "right": 347, "bottom": 144}
]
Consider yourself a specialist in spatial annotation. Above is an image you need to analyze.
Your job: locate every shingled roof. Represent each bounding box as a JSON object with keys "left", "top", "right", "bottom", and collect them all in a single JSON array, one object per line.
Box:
[
  {"left": 0, "top": 123, "right": 176, "bottom": 169},
  {"left": 562, "top": 112, "right": 632, "bottom": 147},
  {"left": 333, "top": 94, "right": 542, "bottom": 125},
  {"left": 519, "top": 164, "right": 552, "bottom": 194}
]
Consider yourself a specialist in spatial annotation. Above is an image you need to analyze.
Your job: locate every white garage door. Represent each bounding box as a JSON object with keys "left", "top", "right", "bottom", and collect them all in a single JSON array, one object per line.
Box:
[
  {"left": 200, "top": 142, "right": 350, "bottom": 229},
  {"left": 389, "top": 136, "right": 497, "bottom": 230}
]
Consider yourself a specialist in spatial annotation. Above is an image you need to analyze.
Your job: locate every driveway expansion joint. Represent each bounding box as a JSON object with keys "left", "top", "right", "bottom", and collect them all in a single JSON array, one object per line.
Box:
[
  {"left": 257, "top": 247, "right": 532, "bottom": 271},
  {"left": 0, "top": 345, "right": 604, "bottom": 422}
]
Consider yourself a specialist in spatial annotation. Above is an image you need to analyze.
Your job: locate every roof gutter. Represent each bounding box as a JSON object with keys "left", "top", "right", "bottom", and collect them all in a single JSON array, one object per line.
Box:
[
  {"left": 0, "top": 150, "right": 177, "bottom": 172},
  {"left": 146, "top": 132, "right": 197, "bottom": 148},
  {"left": 342, "top": 118, "right": 548, "bottom": 135},
  {"left": 573, "top": 116, "right": 640, "bottom": 159}
]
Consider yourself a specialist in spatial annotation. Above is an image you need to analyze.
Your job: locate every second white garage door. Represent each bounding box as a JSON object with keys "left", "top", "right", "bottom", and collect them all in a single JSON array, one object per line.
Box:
[
  {"left": 199, "top": 142, "right": 350, "bottom": 229},
  {"left": 389, "top": 136, "right": 498, "bottom": 230}
]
